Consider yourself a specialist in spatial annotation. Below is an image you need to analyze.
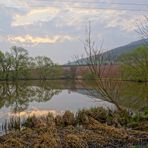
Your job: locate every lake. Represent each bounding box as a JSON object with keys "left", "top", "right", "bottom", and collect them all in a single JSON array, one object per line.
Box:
[{"left": 0, "top": 80, "right": 147, "bottom": 134}]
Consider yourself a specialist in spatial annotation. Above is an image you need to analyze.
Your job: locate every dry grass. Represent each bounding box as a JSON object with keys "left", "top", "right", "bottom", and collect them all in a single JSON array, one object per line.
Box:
[{"left": 0, "top": 107, "right": 148, "bottom": 148}]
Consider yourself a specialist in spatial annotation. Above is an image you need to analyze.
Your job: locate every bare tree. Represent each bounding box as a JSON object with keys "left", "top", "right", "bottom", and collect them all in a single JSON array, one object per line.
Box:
[
  {"left": 76, "top": 23, "right": 122, "bottom": 110},
  {"left": 119, "top": 16, "right": 148, "bottom": 82},
  {"left": 137, "top": 16, "right": 148, "bottom": 45}
]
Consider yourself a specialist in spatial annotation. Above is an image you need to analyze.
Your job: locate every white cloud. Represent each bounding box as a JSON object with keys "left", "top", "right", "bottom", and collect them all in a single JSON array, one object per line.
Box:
[
  {"left": 46, "top": 6, "right": 145, "bottom": 32},
  {"left": 75, "top": 8, "right": 145, "bottom": 32},
  {"left": 7, "top": 34, "right": 74, "bottom": 45},
  {"left": 9, "top": 1, "right": 148, "bottom": 33},
  {"left": 0, "top": 0, "right": 28, "bottom": 9},
  {"left": 101, "top": 11, "right": 145, "bottom": 32},
  {"left": 12, "top": 7, "right": 60, "bottom": 26}
]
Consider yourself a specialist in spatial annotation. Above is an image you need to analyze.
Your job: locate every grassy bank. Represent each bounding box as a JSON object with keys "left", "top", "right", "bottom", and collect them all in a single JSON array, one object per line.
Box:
[{"left": 0, "top": 107, "right": 148, "bottom": 148}]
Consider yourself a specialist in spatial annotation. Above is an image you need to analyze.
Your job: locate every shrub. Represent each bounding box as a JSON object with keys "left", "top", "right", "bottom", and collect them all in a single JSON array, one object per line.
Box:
[
  {"left": 83, "top": 72, "right": 95, "bottom": 80},
  {"left": 76, "top": 109, "right": 89, "bottom": 125},
  {"left": 23, "top": 115, "right": 37, "bottom": 128},
  {"left": 88, "top": 107, "right": 108, "bottom": 123},
  {"left": 63, "top": 111, "right": 75, "bottom": 126},
  {"left": 76, "top": 107, "right": 108, "bottom": 125},
  {"left": 55, "top": 115, "right": 63, "bottom": 126}
]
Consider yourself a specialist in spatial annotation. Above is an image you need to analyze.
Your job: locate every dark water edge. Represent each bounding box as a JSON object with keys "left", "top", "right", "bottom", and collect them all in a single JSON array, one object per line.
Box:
[{"left": 0, "top": 77, "right": 147, "bottom": 82}]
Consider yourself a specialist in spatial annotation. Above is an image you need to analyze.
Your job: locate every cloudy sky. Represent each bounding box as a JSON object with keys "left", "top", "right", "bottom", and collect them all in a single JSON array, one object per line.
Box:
[{"left": 0, "top": 0, "right": 148, "bottom": 64}]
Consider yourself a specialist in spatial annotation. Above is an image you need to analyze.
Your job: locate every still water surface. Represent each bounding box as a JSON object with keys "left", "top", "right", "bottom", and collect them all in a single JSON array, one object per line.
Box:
[
  {"left": 0, "top": 80, "right": 147, "bottom": 134},
  {"left": 0, "top": 80, "right": 114, "bottom": 134}
]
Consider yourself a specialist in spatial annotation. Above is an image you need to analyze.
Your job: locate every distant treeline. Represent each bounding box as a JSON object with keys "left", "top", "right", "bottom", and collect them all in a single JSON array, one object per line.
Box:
[
  {"left": 0, "top": 46, "right": 62, "bottom": 81},
  {"left": 0, "top": 45, "right": 147, "bottom": 81}
]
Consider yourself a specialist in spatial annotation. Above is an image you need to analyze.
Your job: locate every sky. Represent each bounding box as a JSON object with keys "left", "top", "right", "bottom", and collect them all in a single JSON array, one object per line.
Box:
[{"left": 0, "top": 0, "right": 148, "bottom": 64}]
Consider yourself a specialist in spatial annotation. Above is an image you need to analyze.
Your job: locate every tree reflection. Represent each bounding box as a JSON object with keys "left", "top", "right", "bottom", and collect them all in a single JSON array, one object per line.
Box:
[
  {"left": 0, "top": 81, "right": 61, "bottom": 113},
  {"left": 0, "top": 80, "right": 147, "bottom": 113},
  {"left": 75, "top": 81, "right": 148, "bottom": 111}
]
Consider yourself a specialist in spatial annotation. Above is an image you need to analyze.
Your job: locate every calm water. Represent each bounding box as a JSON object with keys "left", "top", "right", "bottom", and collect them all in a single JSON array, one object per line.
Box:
[
  {"left": 0, "top": 80, "right": 147, "bottom": 134},
  {"left": 0, "top": 80, "right": 115, "bottom": 134}
]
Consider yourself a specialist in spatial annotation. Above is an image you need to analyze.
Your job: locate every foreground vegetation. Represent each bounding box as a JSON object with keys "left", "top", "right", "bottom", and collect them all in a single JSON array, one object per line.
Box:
[{"left": 0, "top": 107, "right": 148, "bottom": 148}]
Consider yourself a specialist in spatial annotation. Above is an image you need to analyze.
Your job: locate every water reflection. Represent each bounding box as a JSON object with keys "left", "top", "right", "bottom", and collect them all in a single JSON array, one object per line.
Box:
[
  {"left": 0, "top": 80, "right": 147, "bottom": 113},
  {"left": 0, "top": 80, "right": 147, "bottom": 135},
  {"left": 76, "top": 81, "right": 148, "bottom": 111},
  {"left": 0, "top": 80, "right": 116, "bottom": 135},
  {"left": 0, "top": 81, "right": 61, "bottom": 113},
  {"left": 9, "top": 109, "right": 61, "bottom": 118},
  {"left": 119, "top": 82, "right": 148, "bottom": 110}
]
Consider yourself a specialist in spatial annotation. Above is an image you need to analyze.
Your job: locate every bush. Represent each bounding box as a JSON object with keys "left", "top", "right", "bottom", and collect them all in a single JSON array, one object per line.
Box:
[
  {"left": 23, "top": 115, "right": 38, "bottom": 128},
  {"left": 88, "top": 107, "right": 108, "bottom": 123},
  {"left": 76, "top": 109, "right": 89, "bottom": 125},
  {"left": 63, "top": 111, "right": 75, "bottom": 126},
  {"left": 55, "top": 115, "right": 63, "bottom": 126},
  {"left": 83, "top": 72, "right": 95, "bottom": 80},
  {"left": 76, "top": 107, "right": 108, "bottom": 125}
]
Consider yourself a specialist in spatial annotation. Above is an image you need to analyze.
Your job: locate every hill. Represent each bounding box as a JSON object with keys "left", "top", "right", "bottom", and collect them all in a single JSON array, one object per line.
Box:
[
  {"left": 103, "top": 38, "right": 147, "bottom": 61},
  {"left": 66, "top": 39, "right": 147, "bottom": 65}
]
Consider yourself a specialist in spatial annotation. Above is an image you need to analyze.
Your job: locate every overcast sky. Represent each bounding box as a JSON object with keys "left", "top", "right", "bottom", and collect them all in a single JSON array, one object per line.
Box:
[{"left": 0, "top": 0, "right": 148, "bottom": 64}]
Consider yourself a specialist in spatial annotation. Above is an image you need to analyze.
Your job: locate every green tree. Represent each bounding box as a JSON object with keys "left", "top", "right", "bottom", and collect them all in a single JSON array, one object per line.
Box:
[
  {"left": 0, "top": 51, "right": 12, "bottom": 80},
  {"left": 10, "top": 46, "right": 29, "bottom": 80},
  {"left": 119, "top": 46, "right": 148, "bottom": 81},
  {"left": 49, "top": 64, "right": 63, "bottom": 79},
  {"left": 0, "top": 50, "right": 4, "bottom": 79},
  {"left": 35, "top": 56, "right": 54, "bottom": 79}
]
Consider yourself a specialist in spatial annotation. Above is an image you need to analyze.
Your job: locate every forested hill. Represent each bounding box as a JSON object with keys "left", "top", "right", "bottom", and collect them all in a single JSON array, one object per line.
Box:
[
  {"left": 103, "top": 39, "right": 148, "bottom": 60},
  {"left": 66, "top": 39, "right": 147, "bottom": 65}
]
